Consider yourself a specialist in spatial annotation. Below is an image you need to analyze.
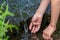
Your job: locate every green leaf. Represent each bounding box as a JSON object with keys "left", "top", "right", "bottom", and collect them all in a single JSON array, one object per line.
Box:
[
  {"left": 1, "top": 2, "right": 6, "bottom": 9},
  {"left": 0, "top": 16, "right": 3, "bottom": 20},
  {"left": 0, "top": 27, "right": 7, "bottom": 37},
  {"left": 0, "top": 2, "right": 18, "bottom": 40},
  {"left": 1, "top": 13, "right": 6, "bottom": 19},
  {"left": 0, "top": 20, "right": 3, "bottom": 26},
  {"left": 4, "top": 36, "right": 9, "bottom": 40},
  {"left": 7, "top": 11, "right": 14, "bottom": 16},
  {"left": 0, "top": 10, "right": 3, "bottom": 13},
  {"left": 5, "top": 20, "right": 9, "bottom": 29},
  {"left": 0, "top": 38, "right": 2, "bottom": 40},
  {"left": 5, "top": 4, "right": 8, "bottom": 12}
]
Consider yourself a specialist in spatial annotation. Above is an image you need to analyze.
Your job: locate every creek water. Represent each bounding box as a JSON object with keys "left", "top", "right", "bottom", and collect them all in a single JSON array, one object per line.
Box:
[{"left": 8, "top": 14, "right": 60, "bottom": 40}]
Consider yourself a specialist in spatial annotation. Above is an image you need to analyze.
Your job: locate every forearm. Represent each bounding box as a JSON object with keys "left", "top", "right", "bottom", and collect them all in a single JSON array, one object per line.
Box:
[
  {"left": 35, "top": 0, "right": 50, "bottom": 15},
  {"left": 59, "top": 0, "right": 60, "bottom": 12},
  {"left": 50, "top": 0, "right": 60, "bottom": 25}
]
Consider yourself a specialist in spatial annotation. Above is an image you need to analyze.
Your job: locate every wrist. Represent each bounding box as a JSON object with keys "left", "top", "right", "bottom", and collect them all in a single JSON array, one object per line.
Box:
[
  {"left": 35, "top": 13, "right": 43, "bottom": 18},
  {"left": 35, "top": 7, "right": 44, "bottom": 16},
  {"left": 35, "top": 11, "right": 44, "bottom": 17},
  {"left": 49, "top": 22, "right": 56, "bottom": 28}
]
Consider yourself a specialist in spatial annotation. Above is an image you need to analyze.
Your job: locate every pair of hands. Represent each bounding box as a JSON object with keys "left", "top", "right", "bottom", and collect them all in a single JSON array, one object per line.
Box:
[{"left": 29, "top": 13, "right": 54, "bottom": 40}]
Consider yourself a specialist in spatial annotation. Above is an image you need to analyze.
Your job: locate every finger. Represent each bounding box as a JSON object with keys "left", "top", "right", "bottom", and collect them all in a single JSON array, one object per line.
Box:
[
  {"left": 42, "top": 32, "right": 51, "bottom": 40},
  {"left": 49, "top": 38, "right": 53, "bottom": 40},
  {"left": 34, "top": 25, "right": 40, "bottom": 33},
  {"left": 32, "top": 22, "right": 40, "bottom": 26},
  {"left": 42, "top": 33, "right": 48, "bottom": 39},
  {"left": 47, "top": 38, "right": 53, "bottom": 40},
  {"left": 31, "top": 26, "right": 35, "bottom": 33},
  {"left": 29, "top": 22, "right": 33, "bottom": 30}
]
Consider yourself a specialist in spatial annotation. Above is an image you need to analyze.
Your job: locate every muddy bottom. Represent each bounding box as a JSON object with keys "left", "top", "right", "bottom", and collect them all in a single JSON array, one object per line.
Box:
[
  {"left": 28, "top": 32, "right": 60, "bottom": 40},
  {"left": 9, "top": 25, "right": 60, "bottom": 40},
  {"left": 9, "top": 31, "right": 60, "bottom": 40},
  {"left": 9, "top": 29, "right": 60, "bottom": 40}
]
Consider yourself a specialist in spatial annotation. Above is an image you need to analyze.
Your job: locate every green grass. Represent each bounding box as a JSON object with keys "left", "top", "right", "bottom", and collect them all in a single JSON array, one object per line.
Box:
[{"left": 0, "top": 2, "right": 18, "bottom": 40}]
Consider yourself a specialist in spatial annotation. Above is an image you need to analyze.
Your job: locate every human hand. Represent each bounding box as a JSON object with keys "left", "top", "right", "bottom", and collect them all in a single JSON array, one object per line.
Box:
[
  {"left": 42, "top": 24, "right": 56, "bottom": 40},
  {"left": 29, "top": 13, "right": 43, "bottom": 33}
]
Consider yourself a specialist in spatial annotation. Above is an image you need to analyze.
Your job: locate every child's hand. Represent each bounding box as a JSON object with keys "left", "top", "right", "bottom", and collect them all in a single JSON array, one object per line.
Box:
[
  {"left": 29, "top": 13, "right": 43, "bottom": 33},
  {"left": 42, "top": 24, "right": 56, "bottom": 40}
]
